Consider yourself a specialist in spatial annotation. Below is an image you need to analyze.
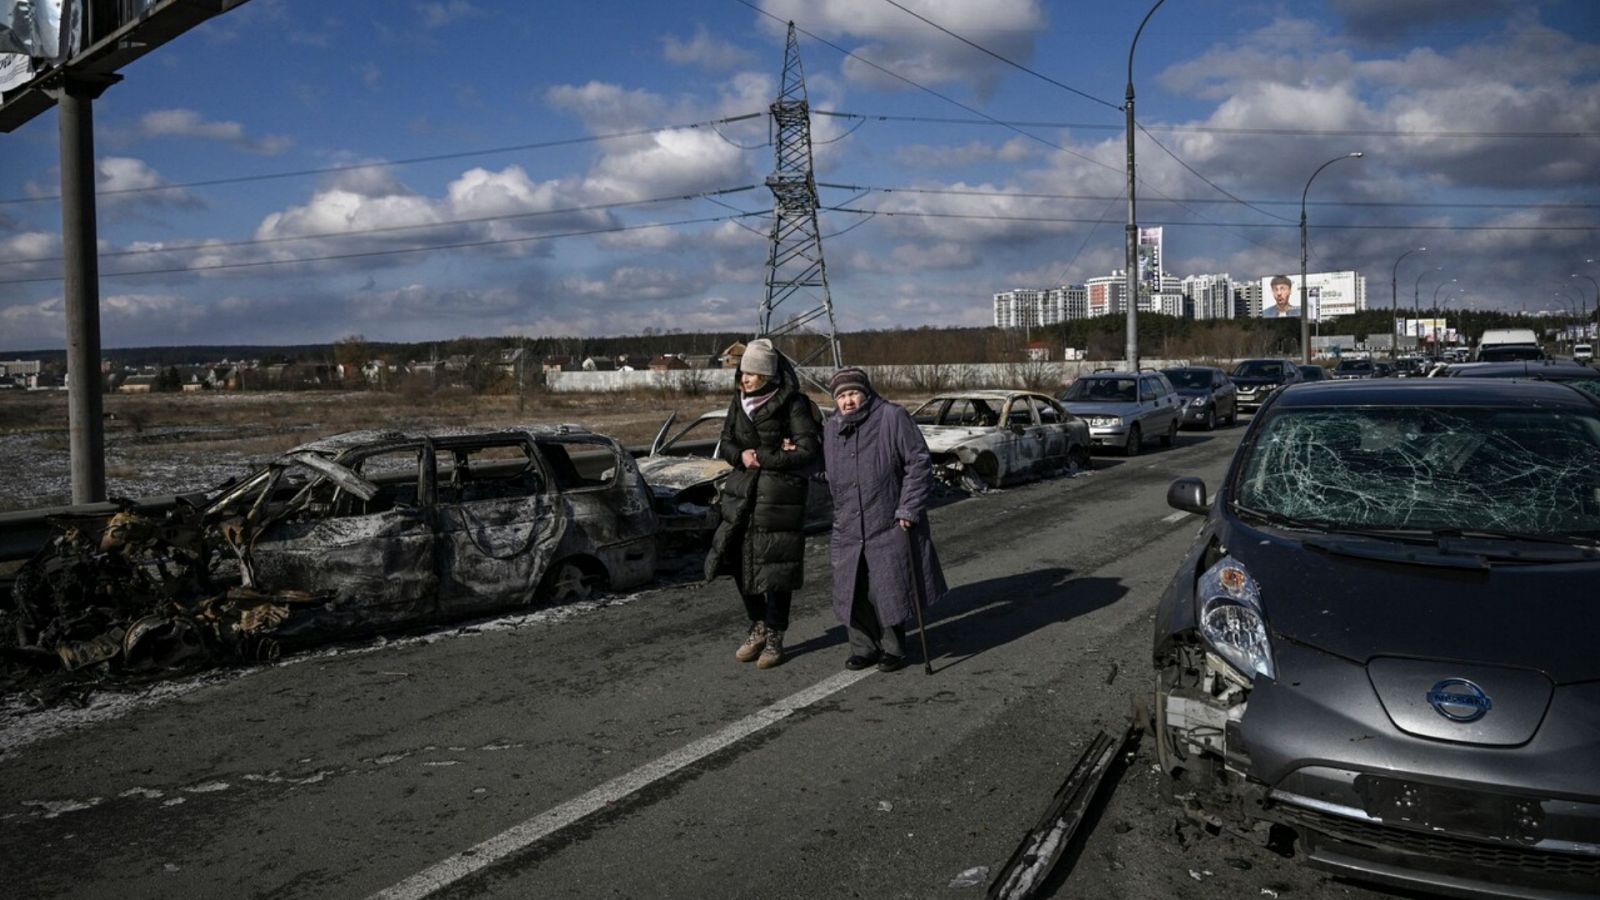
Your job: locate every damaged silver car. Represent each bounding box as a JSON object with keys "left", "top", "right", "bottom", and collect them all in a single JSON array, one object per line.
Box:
[
  {"left": 1153, "top": 379, "right": 1600, "bottom": 897},
  {"left": 6, "top": 426, "right": 658, "bottom": 675},
  {"left": 910, "top": 391, "right": 1091, "bottom": 491}
]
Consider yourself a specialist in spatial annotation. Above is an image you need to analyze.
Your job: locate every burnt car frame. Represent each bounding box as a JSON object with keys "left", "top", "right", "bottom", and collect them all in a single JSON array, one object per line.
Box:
[
  {"left": 910, "top": 390, "right": 1091, "bottom": 491},
  {"left": 1153, "top": 379, "right": 1600, "bottom": 898},
  {"left": 636, "top": 409, "right": 832, "bottom": 532},
  {"left": 10, "top": 426, "right": 659, "bottom": 672}
]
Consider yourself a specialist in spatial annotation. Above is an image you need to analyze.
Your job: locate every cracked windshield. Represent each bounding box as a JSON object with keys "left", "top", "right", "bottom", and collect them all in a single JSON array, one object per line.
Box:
[{"left": 1236, "top": 407, "right": 1600, "bottom": 537}]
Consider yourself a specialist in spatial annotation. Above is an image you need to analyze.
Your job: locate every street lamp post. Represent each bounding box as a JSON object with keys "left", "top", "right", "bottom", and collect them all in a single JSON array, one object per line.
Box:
[
  {"left": 1413, "top": 266, "right": 1441, "bottom": 344},
  {"left": 1436, "top": 290, "right": 1463, "bottom": 352},
  {"left": 1573, "top": 272, "right": 1598, "bottom": 339},
  {"left": 1430, "top": 278, "right": 1455, "bottom": 355},
  {"left": 1124, "top": 0, "right": 1167, "bottom": 372},
  {"left": 1391, "top": 247, "right": 1426, "bottom": 359},
  {"left": 1300, "top": 152, "right": 1363, "bottom": 363}
]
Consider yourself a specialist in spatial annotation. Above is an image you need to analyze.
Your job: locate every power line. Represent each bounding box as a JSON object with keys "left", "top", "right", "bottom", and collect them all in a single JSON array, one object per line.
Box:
[
  {"left": 0, "top": 113, "right": 766, "bottom": 206},
  {"left": 814, "top": 109, "right": 1599, "bottom": 140},
  {"left": 819, "top": 205, "right": 1599, "bottom": 232},
  {"left": 0, "top": 186, "right": 761, "bottom": 267},
  {"left": 1135, "top": 122, "right": 1294, "bottom": 223},
  {"left": 876, "top": 0, "right": 1120, "bottom": 112},
  {"left": 816, "top": 181, "right": 1599, "bottom": 212},
  {"left": 0, "top": 212, "right": 767, "bottom": 285}
]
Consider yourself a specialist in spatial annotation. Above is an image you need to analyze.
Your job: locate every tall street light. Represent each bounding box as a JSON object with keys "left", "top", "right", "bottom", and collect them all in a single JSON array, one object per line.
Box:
[
  {"left": 1574, "top": 272, "right": 1598, "bottom": 338},
  {"left": 1391, "top": 246, "right": 1426, "bottom": 359},
  {"left": 1413, "top": 265, "right": 1441, "bottom": 342},
  {"left": 1300, "top": 152, "right": 1364, "bottom": 363},
  {"left": 1124, "top": 0, "right": 1167, "bottom": 371}
]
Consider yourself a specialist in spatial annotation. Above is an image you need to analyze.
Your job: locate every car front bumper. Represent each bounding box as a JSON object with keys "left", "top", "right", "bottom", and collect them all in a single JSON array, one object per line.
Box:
[
  {"left": 1178, "top": 403, "right": 1213, "bottom": 425},
  {"left": 1087, "top": 424, "right": 1129, "bottom": 450},
  {"left": 1161, "top": 638, "right": 1600, "bottom": 899}
]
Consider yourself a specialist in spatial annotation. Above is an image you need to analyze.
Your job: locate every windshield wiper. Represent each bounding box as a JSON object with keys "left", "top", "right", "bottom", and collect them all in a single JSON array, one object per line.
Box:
[
  {"left": 1228, "top": 502, "right": 1338, "bottom": 533},
  {"left": 1429, "top": 528, "right": 1600, "bottom": 562}
]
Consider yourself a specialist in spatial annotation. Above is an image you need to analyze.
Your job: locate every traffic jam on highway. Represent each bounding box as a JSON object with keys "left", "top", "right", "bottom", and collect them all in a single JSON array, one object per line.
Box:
[{"left": 4, "top": 347, "right": 1600, "bottom": 899}]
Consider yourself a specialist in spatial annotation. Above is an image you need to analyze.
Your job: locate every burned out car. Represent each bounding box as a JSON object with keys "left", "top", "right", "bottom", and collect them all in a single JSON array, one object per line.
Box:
[
  {"left": 910, "top": 391, "right": 1090, "bottom": 491},
  {"left": 7, "top": 426, "right": 658, "bottom": 674},
  {"left": 1154, "top": 379, "right": 1600, "bottom": 897},
  {"left": 637, "top": 410, "right": 832, "bottom": 532}
]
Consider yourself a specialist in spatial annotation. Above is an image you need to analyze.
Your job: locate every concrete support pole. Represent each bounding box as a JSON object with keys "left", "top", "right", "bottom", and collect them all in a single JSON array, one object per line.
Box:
[{"left": 55, "top": 74, "right": 117, "bottom": 503}]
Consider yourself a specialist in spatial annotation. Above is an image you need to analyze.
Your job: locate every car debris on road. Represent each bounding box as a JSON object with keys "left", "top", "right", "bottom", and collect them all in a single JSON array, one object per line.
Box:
[{"left": 3, "top": 426, "right": 658, "bottom": 684}]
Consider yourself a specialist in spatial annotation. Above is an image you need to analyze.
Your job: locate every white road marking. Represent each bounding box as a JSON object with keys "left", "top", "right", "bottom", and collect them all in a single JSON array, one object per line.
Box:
[
  {"left": 370, "top": 667, "right": 876, "bottom": 900},
  {"left": 1160, "top": 511, "right": 1191, "bottom": 524}
]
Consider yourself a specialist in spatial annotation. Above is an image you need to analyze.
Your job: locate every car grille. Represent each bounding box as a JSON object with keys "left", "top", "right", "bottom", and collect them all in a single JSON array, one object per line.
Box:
[{"left": 1280, "top": 805, "right": 1600, "bottom": 881}]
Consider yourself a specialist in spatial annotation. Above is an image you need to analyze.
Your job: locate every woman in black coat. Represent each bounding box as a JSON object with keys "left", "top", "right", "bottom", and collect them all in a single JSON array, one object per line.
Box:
[{"left": 703, "top": 338, "right": 822, "bottom": 669}]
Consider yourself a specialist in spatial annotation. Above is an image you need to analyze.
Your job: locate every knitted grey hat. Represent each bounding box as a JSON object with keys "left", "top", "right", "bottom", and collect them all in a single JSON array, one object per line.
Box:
[{"left": 741, "top": 338, "right": 778, "bottom": 376}]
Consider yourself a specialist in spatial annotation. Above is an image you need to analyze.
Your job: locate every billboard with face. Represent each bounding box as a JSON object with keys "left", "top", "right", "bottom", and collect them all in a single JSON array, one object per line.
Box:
[{"left": 1, "top": 0, "right": 78, "bottom": 61}]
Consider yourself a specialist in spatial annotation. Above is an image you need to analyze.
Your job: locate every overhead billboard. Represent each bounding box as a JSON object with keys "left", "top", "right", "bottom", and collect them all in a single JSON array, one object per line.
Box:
[{"left": 0, "top": 0, "right": 80, "bottom": 61}]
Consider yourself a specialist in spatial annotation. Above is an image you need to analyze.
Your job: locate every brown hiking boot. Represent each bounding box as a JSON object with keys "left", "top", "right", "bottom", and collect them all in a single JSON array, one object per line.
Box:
[
  {"left": 756, "top": 629, "right": 785, "bottom": 669},
  {"left": 735, "top": 621, "right": 767, "bottom": 662}
]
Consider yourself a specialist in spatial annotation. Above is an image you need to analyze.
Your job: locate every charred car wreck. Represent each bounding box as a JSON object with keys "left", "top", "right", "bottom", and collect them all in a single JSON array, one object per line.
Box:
[
  {"left": 5, "top": 427, "right": 658, "bottom": 677},
  {"left": 1153, "top": 379, "right": 1600, "bottom": 898},
  {"left": 910, "top": 391, "right": 1090, "bottom": 492}
]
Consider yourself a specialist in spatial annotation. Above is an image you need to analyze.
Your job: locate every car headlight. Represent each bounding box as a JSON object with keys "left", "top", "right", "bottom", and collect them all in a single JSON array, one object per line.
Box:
[
  {"left": 1188, "top": 396, "right": 1208, "bottom": 407},
  {"left": 1196, "top": 557, "right": 1275, "bottom": 681}
]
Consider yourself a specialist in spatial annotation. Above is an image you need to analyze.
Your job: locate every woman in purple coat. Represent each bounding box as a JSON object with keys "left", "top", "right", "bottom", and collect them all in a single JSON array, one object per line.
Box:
[{"left": 824, "top": 367, "right": 947, "bottom": 672}]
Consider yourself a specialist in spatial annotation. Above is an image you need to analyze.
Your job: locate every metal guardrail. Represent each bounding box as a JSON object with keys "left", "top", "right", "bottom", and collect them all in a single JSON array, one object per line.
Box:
[{"left": 0, "top": 438, "right": 722, "bottom": 565}]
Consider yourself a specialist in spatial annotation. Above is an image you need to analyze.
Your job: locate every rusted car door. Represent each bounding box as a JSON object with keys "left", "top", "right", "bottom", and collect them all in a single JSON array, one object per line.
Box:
[
  {"left": 433, "top": 437, "right": 566, "bottom": 614},
  {"left": 1032, "top": 396, "right": 1073, "bottom": 470},
  {"left": 248, "top": 441, "right": 441, "bottom": 633}
]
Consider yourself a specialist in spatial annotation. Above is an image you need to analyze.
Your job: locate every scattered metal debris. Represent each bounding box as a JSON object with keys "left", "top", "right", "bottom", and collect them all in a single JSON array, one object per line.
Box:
[{"left": 987, "top": 723, "right": 1140, "bottom": 899}]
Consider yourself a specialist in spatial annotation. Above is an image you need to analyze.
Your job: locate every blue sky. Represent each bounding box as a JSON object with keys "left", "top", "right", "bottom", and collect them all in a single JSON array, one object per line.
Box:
[{"left": 2, "top": 0, "right": 1597, "bottom": 350}]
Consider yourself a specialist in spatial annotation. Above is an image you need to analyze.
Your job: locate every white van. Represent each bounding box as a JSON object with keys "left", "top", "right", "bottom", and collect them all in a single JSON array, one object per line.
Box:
[
  {"left": 1474, "top": 328, "right": 1543, "bottom": 362},
  {"left": 1576, "top": 343, "right": 1594, "bottom": 364}
]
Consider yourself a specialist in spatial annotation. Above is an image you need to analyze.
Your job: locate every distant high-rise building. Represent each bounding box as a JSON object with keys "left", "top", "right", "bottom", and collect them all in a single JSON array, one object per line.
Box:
[
  {"left": 1183, "top": 273, "right": 1235, "bottom": 320},
  {"left": 993, "top": 288, "right": 1047, "bottom": 328},
  {"left": 1236, "top": 281, "right": 1262, "bottom": 318},
  {"left": 1087, "top": 274, "right": 1126, "bottom": 317}
]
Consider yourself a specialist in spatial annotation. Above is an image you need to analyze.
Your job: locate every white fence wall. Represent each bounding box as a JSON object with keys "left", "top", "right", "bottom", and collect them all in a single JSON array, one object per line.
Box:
[{"left": 546, "top": 360, "right": 1199, "bottom": 393}]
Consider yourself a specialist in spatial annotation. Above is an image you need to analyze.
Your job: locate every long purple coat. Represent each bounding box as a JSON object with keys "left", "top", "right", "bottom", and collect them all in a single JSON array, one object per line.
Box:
[{"left": 825, "top": 394, "right": 947, "bottom": 627}]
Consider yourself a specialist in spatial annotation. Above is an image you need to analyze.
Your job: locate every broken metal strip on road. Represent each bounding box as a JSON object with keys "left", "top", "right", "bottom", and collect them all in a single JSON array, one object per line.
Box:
[
  {"left": 987, "top": 724, "right": 1140, "bottom": 900},
  {"left": 368, "top": 667, "right": 877, "bottom": 900}
]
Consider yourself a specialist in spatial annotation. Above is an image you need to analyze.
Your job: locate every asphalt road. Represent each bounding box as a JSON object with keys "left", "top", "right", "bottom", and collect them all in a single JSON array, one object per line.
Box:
[{"left": 0, "top": 425, "right": 1396, "bottom": 900}]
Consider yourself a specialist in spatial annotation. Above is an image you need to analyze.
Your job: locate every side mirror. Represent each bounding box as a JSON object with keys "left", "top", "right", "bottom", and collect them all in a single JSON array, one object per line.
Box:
[{"left": 1167, "top": 477, "right": 1210, "bottom": 515}]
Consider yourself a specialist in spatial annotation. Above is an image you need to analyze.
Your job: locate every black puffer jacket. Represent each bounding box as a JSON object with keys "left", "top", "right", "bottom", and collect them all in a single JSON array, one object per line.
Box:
[{"left": 703, "top": 355, "right": 822, "bottom": 593}]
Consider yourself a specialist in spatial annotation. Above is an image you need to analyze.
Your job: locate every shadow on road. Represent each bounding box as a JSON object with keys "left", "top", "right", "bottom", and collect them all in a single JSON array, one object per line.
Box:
[{"left": 922, "top": 568, "right": 1126, "bottom": 673}]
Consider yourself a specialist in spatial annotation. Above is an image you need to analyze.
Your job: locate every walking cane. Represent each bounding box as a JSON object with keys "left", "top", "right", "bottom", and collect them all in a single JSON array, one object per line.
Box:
[{"left": 904, "top": 523, "right": 934, "bottom": 675}]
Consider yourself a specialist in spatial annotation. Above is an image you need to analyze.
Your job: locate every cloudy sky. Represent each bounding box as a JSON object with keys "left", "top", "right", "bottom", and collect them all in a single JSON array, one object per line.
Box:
[{"left": 2, "top": 0, "right": 1596, "bottom": 350}]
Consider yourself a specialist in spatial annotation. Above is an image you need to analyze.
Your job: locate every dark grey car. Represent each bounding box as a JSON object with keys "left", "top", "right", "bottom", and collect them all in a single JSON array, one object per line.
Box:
[
  {"left": 1230, "top": 358, "right": 1303, "bottom": 414},
  {"left": 1161, "top": 366, "right": 1237, "bottom": 430},
  {"left": 1153, "top": 379, "right": 1600, "bottom": 898}
]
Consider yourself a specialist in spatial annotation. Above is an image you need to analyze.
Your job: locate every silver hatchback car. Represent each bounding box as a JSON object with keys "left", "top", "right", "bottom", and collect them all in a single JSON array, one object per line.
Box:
[{"left": 1059, "top": 370, "right": 1182, "bottom": 456}]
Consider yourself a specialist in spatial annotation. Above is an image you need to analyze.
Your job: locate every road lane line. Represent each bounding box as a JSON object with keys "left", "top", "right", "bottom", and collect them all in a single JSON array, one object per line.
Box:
[
  {"left": 371, "top": 667, "right": 876, "bottom": 900},
  {"left": 1160, "top": 511, "right": 1191, "bottom": 523}
]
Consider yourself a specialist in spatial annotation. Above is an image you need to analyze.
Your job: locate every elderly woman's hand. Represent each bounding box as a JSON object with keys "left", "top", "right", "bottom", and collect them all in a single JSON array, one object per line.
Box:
[
  {"left": 781, "top": 438, "right": 797, "bottom": 451},
  {"left": 897, "top": 518, "right": 913, "bottom": 530},
  {"left": 741, "top": 448, "right": 761, "bottom": 468}
]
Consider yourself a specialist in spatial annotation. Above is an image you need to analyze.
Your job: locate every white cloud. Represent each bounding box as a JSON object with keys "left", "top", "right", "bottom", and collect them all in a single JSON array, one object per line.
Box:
[
  {"left": 756, "top": 0, "right": 1049, "bottom": 96},
  {"left": 414, "top": 1, "right": 483, "bottom": 29},
  {"left": 662, "top": 25, "right": 754, "bottom": 70},
  {"left": 127, "top": 109, "right": 292, "bottom": 155}
]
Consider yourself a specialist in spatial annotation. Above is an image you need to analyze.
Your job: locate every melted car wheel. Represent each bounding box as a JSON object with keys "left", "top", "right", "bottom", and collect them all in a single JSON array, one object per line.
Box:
[{"left": 542, "top": 560, "right": 595, "bottom": 603}]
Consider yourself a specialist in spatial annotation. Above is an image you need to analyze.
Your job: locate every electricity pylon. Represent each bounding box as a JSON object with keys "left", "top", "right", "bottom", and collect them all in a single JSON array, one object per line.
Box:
[{"left": 758, "top": 21, "right": 843, "bottom": 370}]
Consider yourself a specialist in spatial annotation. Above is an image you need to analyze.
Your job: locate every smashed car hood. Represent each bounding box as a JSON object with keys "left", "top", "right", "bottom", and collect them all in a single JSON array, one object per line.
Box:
[
  {"left": 918, "top": 426, "right": 998, "bottom": 454},
  {"left": 636, "top": 456, "right": 729, "bottom": 493},
  {"left": 1230, "top": 525, "right": 1600, "bottom": 683}
]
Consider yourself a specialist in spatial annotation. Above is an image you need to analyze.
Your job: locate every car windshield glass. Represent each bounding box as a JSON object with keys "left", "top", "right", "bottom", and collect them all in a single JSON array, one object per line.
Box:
[
  {"left": 1234, "top": 406, "right": 1600, "bottom": 537},
  {"left": 1164, "top": 370, "right": 1211, "bottom": 390},
  {"left": 1335, "top": 361, "right": 1372, "bottom": 373},
  {"left": 1234, "top": 361, "right": 1283, "bottom": 378},
  {"left": 1064, "top": 378, "right": 1135, "bottom": 402},
  {"left": 1479, "top": 346, "right": 1544, "bottom": 361}
]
